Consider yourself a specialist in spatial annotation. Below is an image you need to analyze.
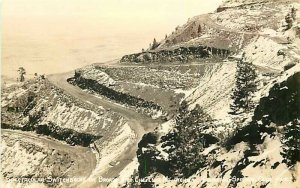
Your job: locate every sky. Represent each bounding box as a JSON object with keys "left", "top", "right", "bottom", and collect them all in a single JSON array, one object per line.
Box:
[{"left": 1, "top": 0, "right": 223, "bottom": 79}]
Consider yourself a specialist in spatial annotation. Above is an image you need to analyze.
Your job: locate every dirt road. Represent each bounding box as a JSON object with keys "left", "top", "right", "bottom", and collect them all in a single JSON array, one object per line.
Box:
[
  {"left": 2, "top": 129, "right": 96, "bottom": 179},
  {"left": 47, "top": 72, "right": 161, "bottom": 187}
]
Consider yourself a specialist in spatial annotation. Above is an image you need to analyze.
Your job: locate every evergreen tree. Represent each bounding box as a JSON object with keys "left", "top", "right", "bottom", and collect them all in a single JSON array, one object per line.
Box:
[
  {"left": 282, "top": 119, "right": 300, "bottom": 167},
  {"left": 285, "top": 12, "right": 294, "bottom": 30},
  {"left": 17, "top": 67, "right": 26, "bottom": 82},
  {"left": 291, "top": 7, "right": 297, "bottom": 21},
  {"left": 151, "top": 38, "right": 159, "bottom": 50},
  {"left": 175, "top": 100, "right": 189, "bottom": 127},
  {"left": 198, "top": 25, "right": 202, "bottom": 33},
  {"left": 167, "top": 102, "right": 212, "bottom": 177},
  {"left": 231, "top": 57, "right": 257, "bottom": 114}
]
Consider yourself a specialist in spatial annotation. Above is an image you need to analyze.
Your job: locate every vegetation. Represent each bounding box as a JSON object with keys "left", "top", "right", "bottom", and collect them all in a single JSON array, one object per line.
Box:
[
  {"left": 151, "top": 38, "right": 160, "bottom": 50},
  {"left": 282, "top": 119, "right": 300, "bottom": 167},
  {"left": 231, "top": 56, "right": 257, "bottom": 114},
  {"left": 17, "top": 67, "right": 26, "bottom": 82},
  {"left": 135, "top": 102, "right": 218, "bottom": 180},
  {"left": 285, "top": 7, "right": 297, "bottom": 30},
  {"left": 162, "top": 102, "right": 217, "bottom": 178},
  {"left": 291, "top": 7, "right": 297, "bottom": 21}
]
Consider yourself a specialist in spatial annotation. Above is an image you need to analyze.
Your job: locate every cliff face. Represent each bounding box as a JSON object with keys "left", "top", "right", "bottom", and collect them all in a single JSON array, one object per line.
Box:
[{"left": 120, "top": 46, "right": 230, "bottom": 64}]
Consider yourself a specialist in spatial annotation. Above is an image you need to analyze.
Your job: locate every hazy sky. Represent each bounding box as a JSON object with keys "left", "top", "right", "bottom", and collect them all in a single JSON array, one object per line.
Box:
[{"left": 2, "top": 0, "right": 223, "bottom": 78}]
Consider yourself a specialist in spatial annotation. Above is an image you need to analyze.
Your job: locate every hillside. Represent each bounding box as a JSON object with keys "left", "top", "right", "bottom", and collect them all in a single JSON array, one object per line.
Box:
[
  {"left": 121, "top": 0, "right": 300, "bottom": 63},
  {"left": 1, "top": 0, "right": 300, "bottom": 188},
  {"left": 110, "top": 0, "right": 300, "bottom": 187}
]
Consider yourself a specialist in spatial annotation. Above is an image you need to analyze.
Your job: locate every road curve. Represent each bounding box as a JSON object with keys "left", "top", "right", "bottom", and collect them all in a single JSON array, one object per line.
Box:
[
  {"left": 47, "top": 72, "right": 161, "bottom": 187},
  {"left": 2, "top": 129, "right": 96, "bottom": 179}
]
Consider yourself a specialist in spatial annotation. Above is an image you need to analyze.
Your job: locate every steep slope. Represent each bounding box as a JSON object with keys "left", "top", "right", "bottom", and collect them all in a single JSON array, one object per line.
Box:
[
  {"left": 109, "top": 0, "right": 300, "bottom": 187},
  {"left": 120, "top": 0, "right": 299, "bottom": 65},
  {"left": 1, "top": 77, "right": 135, "bottom": 187}
]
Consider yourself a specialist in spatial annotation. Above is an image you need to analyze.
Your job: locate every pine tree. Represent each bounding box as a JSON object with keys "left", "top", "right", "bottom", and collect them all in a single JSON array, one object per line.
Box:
[
  {"left": 198, "top": 25, "right": 202, "bottom": 33},
  {"left": 282, "top": 119, "right": 300, "bottom": 167},
  {"left": 285, "top": 12, "right": 294, "bottom": 30},
  {"left": 291, "top": 7, "right": 297, "bottom": 21},
  {"left": 17, "top": 67, "right": 26, "bottom": 82},
  {"left": 151, "top": 38, "right": 159, "bottom": 50},
  {"left": 175, "top": 100, "right": 189, "bottom": 127},
  {"left": 231, "top": 57, "right": 257, "bottom": 114},
  {"left": 167, "top": 102, "right": 211, "bottom": 177}
]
